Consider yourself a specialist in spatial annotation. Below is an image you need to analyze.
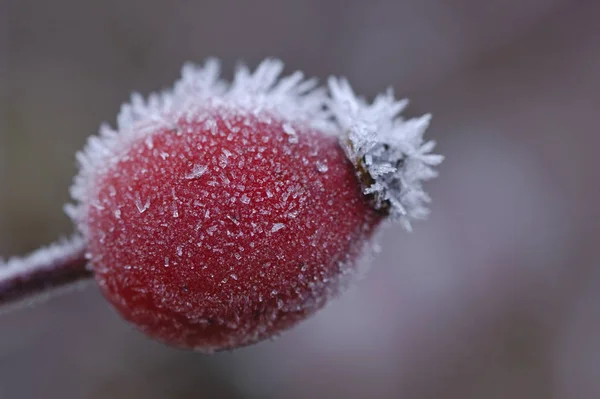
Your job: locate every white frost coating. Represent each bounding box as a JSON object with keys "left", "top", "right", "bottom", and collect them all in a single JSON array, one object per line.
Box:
[
  {"left": 66, "top": 58, "right": 333, "bottom": 235},
  {"left": 0, "top": 235, "right": 87, "bottom": 282},
  {"left": 66, "top": 58, "right": 442, "bottom": 235},
  {"left": 328, "top": 78, "right": 444, "bottom": 230}
]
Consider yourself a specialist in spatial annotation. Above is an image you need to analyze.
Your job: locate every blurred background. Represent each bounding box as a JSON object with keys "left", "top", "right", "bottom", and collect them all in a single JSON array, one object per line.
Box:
[{"left": 2, "top": 1, "right": 600, "bottom": 398}]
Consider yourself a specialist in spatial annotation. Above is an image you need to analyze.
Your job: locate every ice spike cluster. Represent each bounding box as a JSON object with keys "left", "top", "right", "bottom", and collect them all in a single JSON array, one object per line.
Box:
[{"left": 65, "top": 58, "right": 442, "bottom": 351}]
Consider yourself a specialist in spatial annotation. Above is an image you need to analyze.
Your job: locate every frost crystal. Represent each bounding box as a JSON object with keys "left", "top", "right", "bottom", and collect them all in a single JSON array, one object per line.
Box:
[
  {"left": 66, "top": 58, "right": 442, "bottom": 234},
  {"left": 271, "top": 223, "right": 285, "bottom": 233},
  {"left": 328, "top": 78, "right": 444, "bottom": 230},
  {"left": 185, "top": 164, "right": 208, "bottom": 180}
]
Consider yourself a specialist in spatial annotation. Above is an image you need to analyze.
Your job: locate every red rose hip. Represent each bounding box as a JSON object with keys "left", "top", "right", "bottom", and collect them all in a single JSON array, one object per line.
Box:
[{"left": 65, "top": 59, "right": 443, "bottom": 351}]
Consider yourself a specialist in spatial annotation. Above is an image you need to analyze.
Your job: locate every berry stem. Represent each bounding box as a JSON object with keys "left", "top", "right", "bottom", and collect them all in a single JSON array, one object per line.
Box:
[{"left": 0, "top": 236, "right": 92, "bottom": 307}]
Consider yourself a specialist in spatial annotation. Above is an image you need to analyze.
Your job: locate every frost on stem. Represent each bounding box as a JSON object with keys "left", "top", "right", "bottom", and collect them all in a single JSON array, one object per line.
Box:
[
  {"left": 66, "top": 58, "right": 442, "bottom": 236},
  {"left": 329, "top": 78, "right": 444, "bottom": 230},
  {"left": 0, "top": 236, "right": 91, "bottom": 307}
]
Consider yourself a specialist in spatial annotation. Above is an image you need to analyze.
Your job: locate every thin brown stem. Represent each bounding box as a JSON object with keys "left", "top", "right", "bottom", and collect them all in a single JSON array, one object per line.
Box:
[{"left": 0, "top": 236, "right": 93, "bottom": 307}]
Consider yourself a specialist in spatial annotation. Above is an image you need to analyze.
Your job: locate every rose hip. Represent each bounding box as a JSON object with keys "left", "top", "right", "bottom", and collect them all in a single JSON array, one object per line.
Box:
[
  {"left": 56, "top": 59, "right": 442, "bottom": 351},
  {"left": 86, "top": 112, "right": 381, "bottom": 350}
]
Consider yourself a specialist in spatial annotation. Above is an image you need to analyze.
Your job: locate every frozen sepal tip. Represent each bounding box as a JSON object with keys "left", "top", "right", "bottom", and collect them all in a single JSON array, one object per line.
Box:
[{"left": 328, "top": 77, "right": 444, "bottom": 230}]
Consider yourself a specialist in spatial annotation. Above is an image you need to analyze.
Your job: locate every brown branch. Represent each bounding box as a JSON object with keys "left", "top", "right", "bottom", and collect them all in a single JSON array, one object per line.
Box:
[{"left": 0, "top": 236, "right": 93, "bottom": 307}]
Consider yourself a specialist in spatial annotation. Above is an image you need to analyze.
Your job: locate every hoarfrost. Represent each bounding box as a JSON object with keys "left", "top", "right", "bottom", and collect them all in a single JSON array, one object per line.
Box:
[
  {"left": 226, "top": 214, "right": 240, "bottom": 225},
  {"left": 240, "top": 194, "right": 251, "bottom": 204},
  {"left": 328, "top": 78, "right": 444, "bottom": 230},
  {"left": 66, "top": 58, "right": 333, "bottom": 236},
  {"left": 282, "top": 123, "right": 296, "bottom": 136},
  {"left": 286, "top": 210, "right": 299, "bottom": 219},
  {"left": 0, "top": 235, "right": 86, "bottom": 286},
  {"left": 134, "top": 192, "right": 150, "bottom": 213},
  {"left": 185, "top": 164, "right": 208, "bottom": 180},
  {"left": 316, "top": 161, "right": 328, "bottom": 173},
  {"left": 282, "top": 122, "right": 298, "bottom": 143},
  {"left": 66, "top": 58, "right": 442, "bottom": 237},
  {"left": 271, "top": 223, "right": 285, "bottom": 233}
]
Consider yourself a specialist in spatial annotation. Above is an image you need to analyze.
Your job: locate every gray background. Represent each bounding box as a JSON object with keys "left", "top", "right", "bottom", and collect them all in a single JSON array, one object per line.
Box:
[{"left": 2, "top": 1, "right": 600, "bottom": 398}]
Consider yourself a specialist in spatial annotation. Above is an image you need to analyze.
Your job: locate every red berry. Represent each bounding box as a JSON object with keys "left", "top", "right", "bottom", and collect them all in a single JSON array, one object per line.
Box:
[
  {"left": 88, "top": 112, "right": 381, "bottom": 350},
  {"left": 67, "top": 59, "right": 442, "bottom": 351}
]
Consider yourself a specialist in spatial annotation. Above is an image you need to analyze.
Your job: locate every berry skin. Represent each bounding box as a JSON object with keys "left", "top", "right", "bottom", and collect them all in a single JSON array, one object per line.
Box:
[
  {"left": 88, "top": 113, "right": 381, "bottom": 351},
  {"left": 67, "top": 59, "right": 442, "bottom": 352}
]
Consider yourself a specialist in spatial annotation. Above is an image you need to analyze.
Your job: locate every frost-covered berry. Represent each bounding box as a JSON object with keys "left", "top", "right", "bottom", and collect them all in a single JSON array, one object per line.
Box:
[{"left": 65, "top": 59, "right": 442, "bottom": 351}]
